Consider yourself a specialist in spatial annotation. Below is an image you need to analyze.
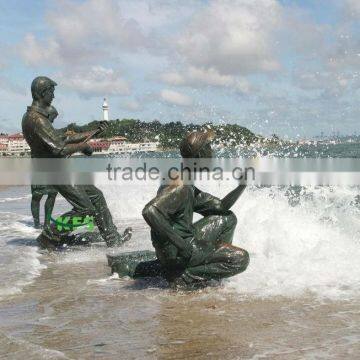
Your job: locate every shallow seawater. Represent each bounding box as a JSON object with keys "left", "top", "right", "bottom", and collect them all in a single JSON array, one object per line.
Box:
[{"left": 0, "top": 175, "right": 360, "bottom": 358}]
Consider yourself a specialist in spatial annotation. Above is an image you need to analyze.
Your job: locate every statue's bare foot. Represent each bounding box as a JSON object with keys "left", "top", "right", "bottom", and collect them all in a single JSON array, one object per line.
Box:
[
  {"left": 106, "top": 227, "right": 132, "bottom": 247},
  {"left": 121, "top": 227, "right": 133, "bottom": 243},
  {"left": 37, "top": 229, "right": 64, "bottom": 250},
  {"left": 169, "top": 272, "right": 208, "bottom": 290}
]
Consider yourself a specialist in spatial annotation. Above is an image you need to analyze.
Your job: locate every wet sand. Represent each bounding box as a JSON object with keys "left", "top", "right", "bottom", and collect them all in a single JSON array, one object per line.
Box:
[{"left": 0, "top": 253, "right": 359, "bottom": 360}]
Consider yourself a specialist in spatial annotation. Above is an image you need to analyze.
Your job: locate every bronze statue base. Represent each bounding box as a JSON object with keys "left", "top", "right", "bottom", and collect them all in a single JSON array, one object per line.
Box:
[{"left": 37, "top": 231, "right": 103, "bottom": 251}]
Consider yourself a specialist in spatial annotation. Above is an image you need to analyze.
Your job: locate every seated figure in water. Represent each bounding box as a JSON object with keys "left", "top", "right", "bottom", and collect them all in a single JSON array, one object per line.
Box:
[{"left": 108, "top": 131, "right": 249, "bottom": 288}]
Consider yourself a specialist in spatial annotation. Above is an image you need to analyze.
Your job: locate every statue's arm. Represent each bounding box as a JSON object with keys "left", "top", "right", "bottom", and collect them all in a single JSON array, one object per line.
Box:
[
  {"left": 63, "top": 121, "right": 108, "bottom": 144},
  {"left": 194, "top": 185, "right": 246, "bottom": 215},
  {"left": 142, "top": 203, "right": 193, "bottom": 259},
  {"left": 64, "top": 130, "right": 98, "bottom": 144},
  {"left": 220, "top": 184, "right": 246, "bottom": 210},
  {"left": 54, "top": 127, "right": 98, "bottom": 143},
  {"left": 37, "top": 119, "right": 89, "bottom": 157}
]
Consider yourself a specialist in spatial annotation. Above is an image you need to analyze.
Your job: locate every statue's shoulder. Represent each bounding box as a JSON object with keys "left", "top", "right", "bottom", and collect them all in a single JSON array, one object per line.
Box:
[
  {"left": 149, "top": 184, "right": 190, "bottom": 214},
  {"left": 154, "top": 184, "right": 193, "bottom": 206},
  {"left": 22, "top": 108, "right": 36, "bottom": 131},
  {"left": 23, "top": 107, "right": 41, "bottom": 122}
]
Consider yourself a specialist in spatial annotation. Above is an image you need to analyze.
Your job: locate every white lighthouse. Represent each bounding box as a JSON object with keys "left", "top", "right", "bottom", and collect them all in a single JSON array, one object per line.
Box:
[{"left": 102, "top": 98, "right": 109, "bottom": 121}]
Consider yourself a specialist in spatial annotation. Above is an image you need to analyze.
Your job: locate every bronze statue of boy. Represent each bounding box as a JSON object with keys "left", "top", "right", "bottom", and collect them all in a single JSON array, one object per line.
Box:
[{"left": 108, "top": 131, "right": 249, "bottom": 288}]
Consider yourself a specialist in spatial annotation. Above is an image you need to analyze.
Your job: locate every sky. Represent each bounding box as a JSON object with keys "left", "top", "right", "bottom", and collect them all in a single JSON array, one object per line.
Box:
[{"left": 0, "top": 0, "right": 359, "bottom": 138}]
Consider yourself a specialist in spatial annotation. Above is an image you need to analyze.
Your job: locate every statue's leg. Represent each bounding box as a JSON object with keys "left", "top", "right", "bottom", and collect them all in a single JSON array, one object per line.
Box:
[
  {"left": 107, "top": 250, "right": 161, "bottom": 278},
  {"left": 38, "top": 184, "right": 132, "bottom": 248},
  {"left": 31, "top": 190, "right": 43, "bottom": 229},
  {"left": 82, "top": 185, "right": 132, "bottom": 246},
  {"left": 44, "top": 192, "right": 57, "bottom": 228},
  {"left": 184, "top": 245, "right": 249, "bottom": 283},
  {"left": 171, "top": 211, "right": 249, "bottom": 287},
  {"left": 38, "top": 185, "right": 98, "bottom": 249},
  {"left": 192, "top": 210, "right": 237, "bottom": 253}
]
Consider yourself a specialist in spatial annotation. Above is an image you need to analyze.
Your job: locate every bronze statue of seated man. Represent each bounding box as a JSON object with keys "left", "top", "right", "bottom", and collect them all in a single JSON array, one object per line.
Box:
[{"left": 108, "top": 131, "right": 249, "bottom": 288}]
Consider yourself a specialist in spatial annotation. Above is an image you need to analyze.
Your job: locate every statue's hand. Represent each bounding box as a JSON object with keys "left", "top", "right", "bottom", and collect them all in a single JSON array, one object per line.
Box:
[
  {"left": 97, "top": 121, "right": 109, "bottom": 133},
  {"left": 82, "top": 143, "right": 94, "bottom": 156}
]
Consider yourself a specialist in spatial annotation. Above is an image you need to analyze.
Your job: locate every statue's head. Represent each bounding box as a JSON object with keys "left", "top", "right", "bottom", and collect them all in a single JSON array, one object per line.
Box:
[
  {"left": 179, "top": 130, "right": 215, "bottom": 158},
  {"left": 47, "top": 105, "right": 58, "bottom": 123},
  {"left": 31, "top": 76, "right": 57, "bottom": 106}
]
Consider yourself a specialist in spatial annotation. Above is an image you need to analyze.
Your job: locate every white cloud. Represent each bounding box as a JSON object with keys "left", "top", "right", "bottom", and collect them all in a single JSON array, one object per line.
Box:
[
  {"left": 19, "top": 33, "right": 62, "bottom": 67},
  {"left": 187, "top": 67, "right": 237, "bottom": 88},
  {"left": 176, "top": 0, "right": 282, "bottom": 76},
  {"left": 344, "top": 0, "right": 360, "bottom": 18},
  {"left": 326, "top": 31, "right": 360, "bottom": 71},
  {"left": 322, "top": 1, "right": 360, "bottom": 72},
  {"left": 18, "top": 0, "right": 151, "bottom": 67},
  {"left": 18, "top": 0, "right": 201, "bottom": 68},
  {"left": 8, "top": 0, "right": 360, "bottom": 136},
  {"left": 160, "top": 89, "right": 192, "bottom": 106},
  {"left": 57, "top": 66, "right": 130, "bottom": 98},
  {"left": 160, "top": 72, "right": 186, "bottom": 86},
  {"left": 118, "top": 0, "right": 200, "bottom": 30},
  {"left": 161, "top": 66, "right": 252, "bottom": 93},
  {"left": 48, "top": 0, "right": 147, "bottom": 50},
  {"left": 121, "top": 99, "right": 142, "bottom": 111},
  {"left": 293, "top": 69, "right": 358, "bottom": 97}
]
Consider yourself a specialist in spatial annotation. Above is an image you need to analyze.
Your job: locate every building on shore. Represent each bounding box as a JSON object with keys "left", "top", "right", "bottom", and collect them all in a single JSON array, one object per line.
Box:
[
  {"left": 0, "top": 100, "right": 158, "bottom": 157},
  {"left": 0, "top": 143, "right": 7, "bottom": 156},
  {"left": 88, "top": 136, "right": 158, "bottom": 155},
  {"left": 0, "top": 133, "right": 158, "bottom": 157},
  {"left": 0, "top": 133, "right": 30, "bottom": 156},
  {"left": 8, "top": 133, "right": 31, "bottom": 155},
  {"left": 0, "top": 134, "right": 8, "bottom": 144}
]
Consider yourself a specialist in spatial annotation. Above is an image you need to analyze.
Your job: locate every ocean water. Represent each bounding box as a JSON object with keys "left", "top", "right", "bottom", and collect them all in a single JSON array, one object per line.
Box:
[
  {"left": 1, "top": 174, "right": 360, "bottom": 300},
  {"left": 0, "top": 143, "right": 359, "bottom": 358}
]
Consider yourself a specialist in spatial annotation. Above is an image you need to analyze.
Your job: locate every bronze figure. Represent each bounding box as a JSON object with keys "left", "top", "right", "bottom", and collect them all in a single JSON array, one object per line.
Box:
[
  {"left": 22, "top": 76, "right": 132, "bottom": 249},
  {"left": 108, "top": 131, "right": 249, "bottom": 288}
]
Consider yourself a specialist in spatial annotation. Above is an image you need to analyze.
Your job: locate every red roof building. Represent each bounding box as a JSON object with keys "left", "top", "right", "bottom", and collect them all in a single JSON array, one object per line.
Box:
[
  {"left": 89, "top": 140, "right": 111, "bottom": 152},
  {"left": 8, "top": 133, "right": 24, "bottom": 141},
  {"left": 0, "top": 134, "right": 8, "bottom": 144}
]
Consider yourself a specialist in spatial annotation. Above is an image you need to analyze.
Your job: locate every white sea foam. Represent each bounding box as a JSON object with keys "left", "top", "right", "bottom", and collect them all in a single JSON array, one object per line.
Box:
[
  {"left": 103, "top": 183, "right": 360, "bottom": 300},
  {"left": 1, "top": 183, "right": 359, "bottom": 301},
  {"left": 226, "top": 185, "right": 360, "bottom": 299},
  {"left": 0, "top": 195, "right": 31, "bottom": 203},
  {"left": 0, "top": 212, "right": 45, "bottom": 300}
]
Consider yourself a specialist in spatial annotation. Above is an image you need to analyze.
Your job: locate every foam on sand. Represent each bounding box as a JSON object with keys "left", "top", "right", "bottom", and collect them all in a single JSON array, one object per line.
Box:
[{"left": 0, "top": 212, "right": 46, "bottom": 300}]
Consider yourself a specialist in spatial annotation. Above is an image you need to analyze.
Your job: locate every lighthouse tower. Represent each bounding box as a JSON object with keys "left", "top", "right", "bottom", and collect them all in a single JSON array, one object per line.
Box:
[{"left": 102, "top": 98, "right": 109, "bottom": 121}]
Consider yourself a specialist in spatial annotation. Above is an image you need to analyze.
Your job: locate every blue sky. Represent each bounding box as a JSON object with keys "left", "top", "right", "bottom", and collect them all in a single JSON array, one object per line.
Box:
[{"left": 0, "top": 0, "right": 359, "bottom": 138}]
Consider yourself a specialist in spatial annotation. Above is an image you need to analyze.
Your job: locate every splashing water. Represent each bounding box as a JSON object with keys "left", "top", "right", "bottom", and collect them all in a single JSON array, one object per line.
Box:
[
  {"left": 0, "top": 169, "right": 360, "bottom": 301},
  {"left": 226, "top": 185, "right": 360, "bottom": 299},
  {"left": 103, "top": 182, "right": 360, "bottom": 300}
]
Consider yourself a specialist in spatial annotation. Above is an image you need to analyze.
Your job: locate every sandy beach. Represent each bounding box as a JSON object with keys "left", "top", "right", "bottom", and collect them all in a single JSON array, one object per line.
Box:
[
  {"left": 0, "top": 185, "right": 359, "bottom": 359},
  {"left": 0, "top": 253, "right": 359, "bottom": 360}
]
